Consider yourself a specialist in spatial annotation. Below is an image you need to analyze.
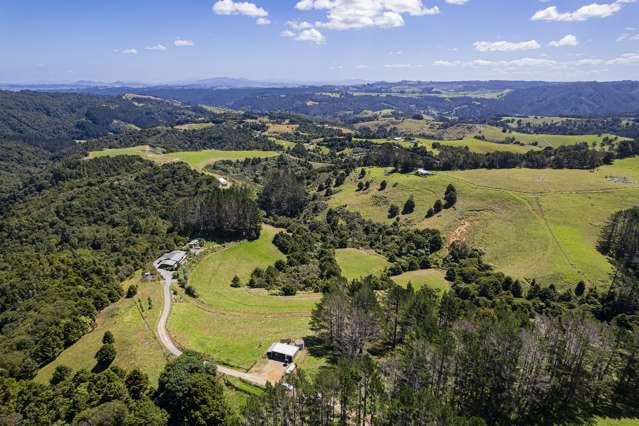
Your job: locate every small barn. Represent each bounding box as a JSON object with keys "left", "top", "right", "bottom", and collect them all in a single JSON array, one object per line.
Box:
[{"left": 267, "top": 342, "right": 300, "bottom": 364}]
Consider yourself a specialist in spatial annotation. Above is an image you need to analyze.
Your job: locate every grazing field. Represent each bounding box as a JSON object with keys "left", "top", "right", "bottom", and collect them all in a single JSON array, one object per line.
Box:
[
  {"left": 335, "top": 248, "right": 390, "bottom": 281},
  {"left": 595, "top": 418, "right": 639, "bottom": 426},
  {"left": 391, "top": 269, "right": 451, "bottom": 294},
  {"left": 168, "top": 225, "right": 323, "bottom": 371},
  {"left": 356, "top": 137, "right": 536, "bottom": 154},
  {"left": 328, "top": 158, "right": 639, "bottom": 288},
  {"left": 478, "top": 125, "right": 624, "bottom": 149},
  {"left": 89, "top": 145, "right": 279, "bottom": 171},
  {"left": 36, "top": 273, "right": 168, "bottom": 385},
  {"left": 173, "top": 122, "right": 214, "bottom": 130}
]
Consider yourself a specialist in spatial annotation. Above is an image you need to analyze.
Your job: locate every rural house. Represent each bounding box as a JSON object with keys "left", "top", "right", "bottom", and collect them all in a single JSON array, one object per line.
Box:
[{"left": 156, "top": 250, "right": 187, "bottom": 271}]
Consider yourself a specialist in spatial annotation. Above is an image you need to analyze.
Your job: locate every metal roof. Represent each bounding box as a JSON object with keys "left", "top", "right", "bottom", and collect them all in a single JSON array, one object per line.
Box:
[{"left": 267, "top": 343, "right": 300, "bottom": 358}]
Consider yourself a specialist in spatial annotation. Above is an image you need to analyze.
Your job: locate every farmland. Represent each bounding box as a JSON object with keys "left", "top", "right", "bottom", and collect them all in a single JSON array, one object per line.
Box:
[
  {"left": 88, "top": 145, "right": 279, "bottom": 171},
  {"left": 328, "top": 158, "right": 639, "bottom": 288},
  {"left": 335, "top": 248, "right": 390, "bottom": 281},
  {"left": 36, "top": 273, "right": 168, "bottom": 385},
  {"left": 168, "top": 225, "right": 323, "bottom": 371},
  {"left": 391, "top": 269, "right": 451, "bottom": 294}
]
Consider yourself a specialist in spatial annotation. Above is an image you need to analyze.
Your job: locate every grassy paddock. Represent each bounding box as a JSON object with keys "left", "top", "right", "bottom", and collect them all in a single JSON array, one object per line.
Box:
[
  {"left": 168, "top": 225, "right": 322, "bottom": 371},
  {"left": 391, "top": 269, "right": 451, "bottom": 295},
  {"left": 36, "top": 273, "right": 168, "bottom": 385},
  {"left": 335, "top": 248, "right": 389, "bottom": 281},
  {"left": 328, "top": 159, "right": 639, "bottom": 288},
  {"left": 89, "top": 145, "right": 279, "bottom": 171}
]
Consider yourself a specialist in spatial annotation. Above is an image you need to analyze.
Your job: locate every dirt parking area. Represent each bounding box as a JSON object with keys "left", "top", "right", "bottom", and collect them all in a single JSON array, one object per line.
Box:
[{"left": 248, "top": 359, "right": 288, "bottom": 384}]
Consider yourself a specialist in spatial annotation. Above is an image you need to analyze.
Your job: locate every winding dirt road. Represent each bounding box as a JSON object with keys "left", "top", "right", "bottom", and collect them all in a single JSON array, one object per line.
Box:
[{"left": 153, "top": 257, "right": 267, "bottom": 387}]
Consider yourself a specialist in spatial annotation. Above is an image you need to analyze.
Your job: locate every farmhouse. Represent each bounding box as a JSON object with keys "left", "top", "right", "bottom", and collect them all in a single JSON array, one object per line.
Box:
[
  {"left": 266, "top": 342, "right": 300, "bottom": 364},
  {"left": 187, "top": 239, "right": 201, "bottom": 250},
  {"left": 157, "top": 250, "right": 187, "bottom": 270},
  {"left": 416, "top": 168, "right": 435, "bottom": 177}
]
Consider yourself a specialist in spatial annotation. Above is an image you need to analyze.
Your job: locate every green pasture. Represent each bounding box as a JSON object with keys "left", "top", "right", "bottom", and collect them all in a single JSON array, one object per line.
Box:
[
  {"left": 89, "top": 145, "right": 279, "bottom": 171},
  {"left": 328, "top": 159, "right": 639, "bottom": 288},
  {"left": 36, "top": 273, "right": 168, "bottom": 385},
  {"left": 391, "top": 269, "right": 451, "bottom": 295},
  {"left": 168, "top": 225, "right": 323, "bottom": 371},
  {"left": 335, "top": 248, "right": 390, "bottom": 281}
]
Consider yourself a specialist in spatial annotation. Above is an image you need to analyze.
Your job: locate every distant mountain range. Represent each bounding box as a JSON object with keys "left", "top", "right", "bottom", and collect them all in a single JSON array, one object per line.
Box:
[{"left": 2, "top": 79, "right": 639, "bottom": 118}]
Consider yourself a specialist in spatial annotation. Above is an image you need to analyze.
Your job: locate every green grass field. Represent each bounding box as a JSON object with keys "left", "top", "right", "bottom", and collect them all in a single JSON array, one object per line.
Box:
[
  {"left": 478, "top": 125, "right": 624, "bottom": 149},
  {"left": 89, "top": 145, "right": 279, "bottom": 171},
  {"left": 594, "top": 417, "right": 639, "bottom": 426},
  {"left": 328, "top": 158, "right": 639, "bottom": 288},
  {"left": 335, "top": 248, "right": 390, "bottom": 281},
  {"left": 168, "top": 225, "right": 323, "bottom": 371},
  {"left": 36, "top": 273, "right": 169, "bottom": 385},
  {"left": 391, "top": 269, "right": 451, "bottom": 294},
  {"left": 356, "top": 137, "right": 536, "bottom": 155}
]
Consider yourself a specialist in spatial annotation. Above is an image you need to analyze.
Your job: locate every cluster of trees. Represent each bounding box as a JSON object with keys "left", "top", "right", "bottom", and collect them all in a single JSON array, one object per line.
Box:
[
  {"left": 426, "top": 184, "right": 458, "bottom": 218},
  {"left": 173, "top": 187, "right": 262, "bottom": 240},
  {"left": 258, "top": 166, "right": 309, "bottom": 218},
  {"left": 0, "top": 156, "right": 221, "bottom": 378},
  {"left": 362, "top": 141, "right": 623, "bottom": 173},
  {"left": 498, "top": 116, "right": 639, "bottom": 139},
  {"left": 86, "top": 123, "right": 281, "bottom": 153},
  {"left": 0, "top": 141, "right": 52, "bottom": 199},
  {"left": 0, "top": 351, "right": 234, "bottom": 425},
  {"left": 245, "top": 241, "right": 639, "bottom": 424},
  {"left": 244, "top": 208, "right": 443, "bottom": 293}
]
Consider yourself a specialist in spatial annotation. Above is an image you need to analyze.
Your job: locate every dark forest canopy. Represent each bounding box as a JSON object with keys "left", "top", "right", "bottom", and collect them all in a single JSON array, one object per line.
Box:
[
  {"left": 0, "top": 156, "right": 260, "bottom": 379},
  {"left": 0, "top": 90, "right": 208, "bottom": 150},
  {"left": 84, "top": 123, "right": 281, "bottom": 153}
]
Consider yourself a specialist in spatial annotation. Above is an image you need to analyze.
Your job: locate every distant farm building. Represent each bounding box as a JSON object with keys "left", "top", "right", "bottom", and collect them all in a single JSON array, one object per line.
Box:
[
  {"left": 416, "top": 168, "right": 435, "bottom": 177},
  {"left": 187, "top": 239, "right": 201, "bottom": 250},
  {"left": 267, "top": 343, "right": 300, "bottom": 364},
  {"left": 157, "top": 250, "right": 187, "bottom": 270}
]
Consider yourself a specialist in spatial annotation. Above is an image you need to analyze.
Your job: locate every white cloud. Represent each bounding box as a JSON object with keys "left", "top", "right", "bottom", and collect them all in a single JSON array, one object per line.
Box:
[
  {"left": 618, "top": 32, "right": 639, "bottom": 41},
  {"left": 174, "top": 39, "right": 194, "bottom": 47},
  {"left": 256, "top": 17, "right": 271, "bottom": 25},
  {"left": 549, "top": 34, "right": 578, "bottom": 47},
  {"left": 295, "top": 28, "right": 326, "bottom": 44},
  {"left": 445, "top": 0, "right": 468, "bottom": 4},
  {"left": 213, "top": 0, "right": 268, "bottom": 17},
  {"left": 474, "top": 40, "right": 541, "bottom": 52},
  {"left": 294, "top": 0, "right": 439, "bottom": 31},
  {"left": 531, "top": 0, "right": 636, "bottom": 22},
  {"left": 145, "top": 44, "right": 167, "bottom": 51},
  {"left": 120, "top": 48, "right": 138, "bottom": 55},
  {"left": 356, "top": 64, "right": 370, "bottom": 69},
  {"left": 606, "top": 52, "right": 639, "bottom": 64},
  {"left": 287, "top": 20, "right": 314, "bottom": 30},
  {"left": 384, "top": 63, "right": 411, "bottom": 68},
  {"left": 281, "top": 30, "right": 296, "bottom": 38}
]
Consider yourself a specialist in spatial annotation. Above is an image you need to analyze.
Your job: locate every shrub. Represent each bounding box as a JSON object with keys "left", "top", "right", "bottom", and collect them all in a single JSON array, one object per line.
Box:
[
  {"left": 126, "top": 284, "right": 138, "bottom": 298},
  {"left": 185, "top": 286, "right": 198, "bottom": 298}
]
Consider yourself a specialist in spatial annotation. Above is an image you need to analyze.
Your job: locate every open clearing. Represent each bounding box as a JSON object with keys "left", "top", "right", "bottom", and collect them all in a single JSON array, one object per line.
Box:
[
  {"left": 595, "top": 418, "right": 639, "bottom": 426},
  {"left": 89, "top": 145, "right": 279, "bottom": 171},
  {"left": 391, "top": 269, "right": 451, "bottom": 294},
  {"left": 329, "top": 158, "right": 639, "bottom": 288},
  {"left": 36, "top": 273, "right": 168, "bottom": 385},
  {"left": 335, "top": 248, "right": 390, "bottom": 281},
  {"left": 478, "top": 125, "right": 625, "bottom": 149},
  {"left": 357, "top": 137, "right": 538, "bottom": 155},
  {"left": 168, "top": 225, "right": 324, "bottom": 372}
]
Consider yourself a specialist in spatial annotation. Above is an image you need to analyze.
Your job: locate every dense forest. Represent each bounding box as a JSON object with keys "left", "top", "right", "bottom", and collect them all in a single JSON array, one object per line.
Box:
[
  {"left": 0, "top": 156, "right": 259, "bottom": 379},
  {"left": 0, "top": 90, "right": 207, "bottom": 149}
]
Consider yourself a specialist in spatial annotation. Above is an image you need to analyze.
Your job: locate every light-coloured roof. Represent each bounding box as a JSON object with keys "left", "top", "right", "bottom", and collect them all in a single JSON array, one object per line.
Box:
[
  {"left": 267, "top": 343, "right": 300, "bottom": 358},
  {"left": 158, "top": 250, "right": 186, "bottom": 263}
]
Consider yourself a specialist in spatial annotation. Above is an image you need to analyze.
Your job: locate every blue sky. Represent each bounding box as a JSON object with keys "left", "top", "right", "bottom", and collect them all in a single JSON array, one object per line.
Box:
[{"left": 1, "top": 0, "right": 638, "bottom": 83}]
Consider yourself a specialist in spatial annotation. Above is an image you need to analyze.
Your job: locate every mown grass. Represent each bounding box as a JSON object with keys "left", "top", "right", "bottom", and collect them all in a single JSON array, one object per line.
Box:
[
  {"left": 328, "top": 159, "right": 639, "bottom": 288},
  {"left": 36, "top": 272, "right": 168, "bottom": 385},
  {"left": 169, "top": 225, "right": 323, "bottom": 371},
  {"left": 356, "top": 137, "right": 536, "bottom": 155},
  {"left": 89, "top": 145, "right": 279, "bottom": 171},
  {"left": 335, "top": 248, "right": 389, "bottom": 281}
]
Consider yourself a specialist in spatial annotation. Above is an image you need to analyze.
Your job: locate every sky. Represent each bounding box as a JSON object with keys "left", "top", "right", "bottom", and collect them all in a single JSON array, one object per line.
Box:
[{"left": 1, "top": 0, "right": 638, "bottom": 83}]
